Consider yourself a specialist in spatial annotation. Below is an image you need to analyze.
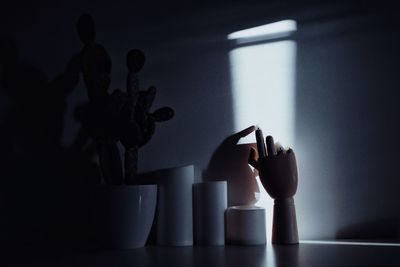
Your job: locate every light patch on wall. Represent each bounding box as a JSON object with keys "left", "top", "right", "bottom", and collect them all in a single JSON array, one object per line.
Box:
[
  {"left": 228, "top": 20, "right": 297, "bottom": 45},
  {"left": 229, "top": 21, "right": 297, "bottom": 241},
  {"left": 229, "top": 41, "right": 296, "bottom": 144}
]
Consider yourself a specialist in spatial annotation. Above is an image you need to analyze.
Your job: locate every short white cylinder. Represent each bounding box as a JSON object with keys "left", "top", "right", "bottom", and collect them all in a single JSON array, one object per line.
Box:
[
  {"left": 226, "top": 205, "right": 266, "bottom": 245},
  {"left": 193, "top": 181, "right": 227, "bottom": 245}
]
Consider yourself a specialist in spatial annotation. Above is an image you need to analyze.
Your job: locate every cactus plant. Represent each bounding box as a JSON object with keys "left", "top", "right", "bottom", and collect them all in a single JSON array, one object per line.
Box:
[{"left": 76, "top": 14, "right": 174, "bottom": 185}]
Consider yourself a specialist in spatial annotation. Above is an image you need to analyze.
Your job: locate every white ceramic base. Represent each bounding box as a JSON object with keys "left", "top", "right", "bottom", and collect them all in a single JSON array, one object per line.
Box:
[{"left": 226, "top": 205, "right": 266, "bottom": 245}]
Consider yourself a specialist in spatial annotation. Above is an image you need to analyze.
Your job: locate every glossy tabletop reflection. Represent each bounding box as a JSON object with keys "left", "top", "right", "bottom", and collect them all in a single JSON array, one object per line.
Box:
[{"left": 4, "top": 241, "right": 400, "bottom": 266}]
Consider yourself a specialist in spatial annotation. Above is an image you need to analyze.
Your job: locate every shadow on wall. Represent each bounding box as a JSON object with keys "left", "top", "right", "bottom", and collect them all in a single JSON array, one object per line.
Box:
[
  {"left": 335, "top": 218, "right": 400, "bottom": 240},
  {"left": 294, "top": 11, "right": 400, "bottom": 239},
  {"left": 0, "top": 36, "right": 100, "bottom": 244},
  {"left": 203, "top": 126, "right": 259, "bottom": 207}
]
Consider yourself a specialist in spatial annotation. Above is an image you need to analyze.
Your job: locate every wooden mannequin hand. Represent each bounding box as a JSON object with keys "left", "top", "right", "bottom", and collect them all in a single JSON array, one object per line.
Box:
[{"left": 248, "top": 135, "right": 298, "bottom": 200}]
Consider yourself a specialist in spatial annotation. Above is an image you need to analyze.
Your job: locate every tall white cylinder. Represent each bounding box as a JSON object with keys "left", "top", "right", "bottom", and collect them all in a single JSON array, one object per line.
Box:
[
  {"left": 193, "top": 181, "right": 227, "bottom": 245},
  {"left": 150, "top": 165, "right": 194, "bottom": 246}
]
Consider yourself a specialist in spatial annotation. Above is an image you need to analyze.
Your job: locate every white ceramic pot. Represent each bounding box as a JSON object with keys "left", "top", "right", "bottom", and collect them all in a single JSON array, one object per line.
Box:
[{"left": 93, "top": 184, "right": 157, "bottom": 249}]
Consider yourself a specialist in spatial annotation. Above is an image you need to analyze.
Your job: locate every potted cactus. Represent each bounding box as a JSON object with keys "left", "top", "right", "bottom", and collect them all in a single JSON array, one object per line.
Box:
[
  {"left": 76, "top": 14, "right": 174, "bottom": 249},
  {"left": 77, "top": 14, "right": 174, "bottom": 185}
]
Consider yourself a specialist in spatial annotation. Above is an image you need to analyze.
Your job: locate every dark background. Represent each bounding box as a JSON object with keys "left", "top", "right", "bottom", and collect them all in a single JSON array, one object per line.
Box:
[{"left": 0, "top": 0, "right": 399, "bottom": 245}]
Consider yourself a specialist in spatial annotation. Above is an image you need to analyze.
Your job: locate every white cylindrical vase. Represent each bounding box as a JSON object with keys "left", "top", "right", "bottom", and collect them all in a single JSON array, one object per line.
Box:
[
  {"left": 226, "top": 205, "right": 266, "bottom": 245},
  {"left": 193, "top": 181, "right": 227, "bottom": 246},
  {"left": 142, "top": 165, "right": 194, "bottom": 246}
]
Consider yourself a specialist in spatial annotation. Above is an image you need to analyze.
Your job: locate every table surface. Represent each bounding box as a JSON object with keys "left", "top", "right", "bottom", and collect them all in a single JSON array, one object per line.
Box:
[{"left": 3, "top": 240, "right": 400, "bottom": 267}]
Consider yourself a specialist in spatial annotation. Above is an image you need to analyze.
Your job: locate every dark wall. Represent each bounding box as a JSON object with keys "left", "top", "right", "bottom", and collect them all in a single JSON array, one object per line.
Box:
[
  {"left": 1, "top": 0, "right": 399, "bottom": 242},
  {"left": 295, "top": 12, "right": 400, "bottom": 239}
]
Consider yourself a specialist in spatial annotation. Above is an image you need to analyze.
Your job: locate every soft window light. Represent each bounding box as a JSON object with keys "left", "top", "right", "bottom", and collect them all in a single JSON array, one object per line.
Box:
[
  {"left": 228, "top": 20, "right": 297, "bottom": 44},
  {"left": 229, "top": 20, "right": 297, "bottom": 241}
]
